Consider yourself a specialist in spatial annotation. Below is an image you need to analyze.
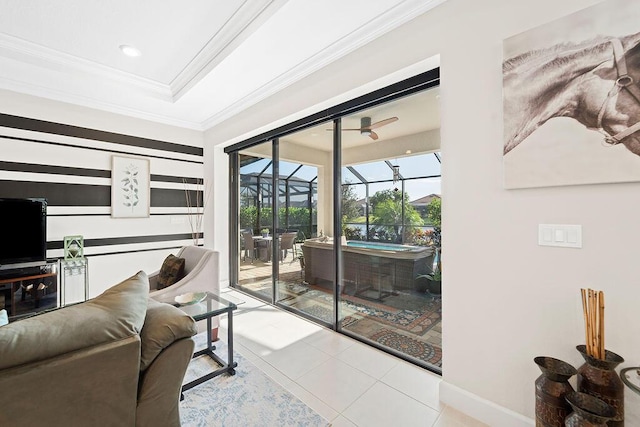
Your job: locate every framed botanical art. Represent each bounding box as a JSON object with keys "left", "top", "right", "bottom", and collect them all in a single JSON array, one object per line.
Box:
[{"left": 111, "top": 155, "right": 150, "bottom": 218}]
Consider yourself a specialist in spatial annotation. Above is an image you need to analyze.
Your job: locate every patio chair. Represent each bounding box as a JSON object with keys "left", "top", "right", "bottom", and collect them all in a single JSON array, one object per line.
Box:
[
  {"left": 279, "top": 232, "right": 297, "bottom": 262},
  {"left": 242, "top": 231, "right": 257, "bottom": 263}
]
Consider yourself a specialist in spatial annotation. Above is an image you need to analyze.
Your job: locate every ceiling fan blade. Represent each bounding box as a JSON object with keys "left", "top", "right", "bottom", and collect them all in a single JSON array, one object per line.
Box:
[
  {"left": 369, "top": 131, "right": 379, "bottom": 140},
  {"left": 368, "top": 117, "right": 398, "bottom": 130}
]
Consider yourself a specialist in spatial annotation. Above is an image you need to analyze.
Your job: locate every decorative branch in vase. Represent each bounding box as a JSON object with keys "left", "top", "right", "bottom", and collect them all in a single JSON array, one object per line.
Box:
[{"left": 183, "top": 178, "right": 211, "bottom": 246}]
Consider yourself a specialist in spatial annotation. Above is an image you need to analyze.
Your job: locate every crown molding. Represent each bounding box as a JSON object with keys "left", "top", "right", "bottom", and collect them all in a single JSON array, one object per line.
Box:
[
  {"left": 0, "top": 76, "right": 203, "bottom": 130},
  {"left": 0, "top": 33, "right": 172, "bottom": 101},
  {"left": 201, "top": 0, "right": 448, "bottom": 130},
  {"left": 170, "top": 0, "right": 288, "bottom": 101}
]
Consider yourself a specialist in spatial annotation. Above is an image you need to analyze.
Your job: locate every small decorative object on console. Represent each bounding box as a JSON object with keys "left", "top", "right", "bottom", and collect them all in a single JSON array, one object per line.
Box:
[{"left": 63, "top": 235, "right": 84, "bottom": 260}]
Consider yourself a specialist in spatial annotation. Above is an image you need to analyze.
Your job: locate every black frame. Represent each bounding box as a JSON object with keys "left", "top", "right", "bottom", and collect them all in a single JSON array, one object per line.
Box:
[{"left": 227, "top": 68, "right": 441, "bottom": 374}]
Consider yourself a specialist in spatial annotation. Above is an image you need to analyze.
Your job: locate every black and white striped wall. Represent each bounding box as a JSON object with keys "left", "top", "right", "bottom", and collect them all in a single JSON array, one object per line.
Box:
[{"left": 0, "top": 105, "right": 206, "bottom": 296}]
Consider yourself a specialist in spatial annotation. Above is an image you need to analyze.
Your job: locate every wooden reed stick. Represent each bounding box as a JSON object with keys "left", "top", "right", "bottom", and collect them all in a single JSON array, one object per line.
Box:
[
  {"left": 580, "top": 288, "right": 606, "bottom": 359},
  {"left": 581, "top": 288, "right": 589, "bottom": 354},
  {"left": 599, "top": 291, "right": 605, "bottom": 359}
]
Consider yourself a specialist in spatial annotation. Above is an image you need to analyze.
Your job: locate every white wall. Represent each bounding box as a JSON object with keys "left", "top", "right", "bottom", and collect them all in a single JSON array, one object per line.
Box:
[
  {"left": 205, "top": 0, "right": 640, "bottom": 423},
  {"left": 0, "top": 90, "right": 206, "bottom": 296}
]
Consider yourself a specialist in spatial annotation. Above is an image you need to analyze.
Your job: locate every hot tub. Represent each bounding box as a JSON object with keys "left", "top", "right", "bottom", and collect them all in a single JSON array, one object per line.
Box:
[{"left": 302, "top": 238, "right": 434, "bottom": 291}]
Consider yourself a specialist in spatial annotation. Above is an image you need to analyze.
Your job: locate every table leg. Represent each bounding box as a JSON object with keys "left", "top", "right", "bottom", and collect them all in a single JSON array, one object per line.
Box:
[
  {"left": 182, "top": 309, "right": 238, "bottom": 394},
  {"left": 228, "top": 309, "right": 235, "bottom": 375}
]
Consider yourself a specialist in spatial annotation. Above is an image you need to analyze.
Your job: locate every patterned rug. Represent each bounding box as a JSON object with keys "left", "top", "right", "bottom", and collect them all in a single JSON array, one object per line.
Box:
[
  {"left": 180, "top": 333, "right": 329, "bottom": 427},
  {"left": 370, "top": 329, "right": 442, "bottom": 365},
  {"left": 290, "top": 287, "right": 441, "bottom": 336}
]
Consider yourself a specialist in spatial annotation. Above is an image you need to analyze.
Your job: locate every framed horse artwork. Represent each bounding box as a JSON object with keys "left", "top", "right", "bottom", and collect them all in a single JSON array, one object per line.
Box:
[{"left": 502, "top": 0, "right": 640, "bottom": 189}]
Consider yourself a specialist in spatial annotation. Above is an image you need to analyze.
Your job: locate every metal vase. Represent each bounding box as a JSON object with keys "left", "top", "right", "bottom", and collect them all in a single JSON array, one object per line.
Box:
[
  {"left": 564, "top": 391, "right": 616, "bottom": 427},
  {"left": 534, "top": 356, "right": 577, "bottom": 427},
  {"left": 575, "top": 345, "right": 625, "bottom": 426}
]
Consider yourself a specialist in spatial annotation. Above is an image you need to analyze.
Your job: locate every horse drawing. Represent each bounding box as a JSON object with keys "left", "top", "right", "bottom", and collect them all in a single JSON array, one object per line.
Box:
[{"left": 503, "top": 31, "right": 640, "bottom": 157}]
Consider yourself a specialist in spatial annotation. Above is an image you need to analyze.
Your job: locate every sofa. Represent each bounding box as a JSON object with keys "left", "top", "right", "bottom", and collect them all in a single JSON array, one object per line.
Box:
[
  {"left": 149, "top": 246, "right": 220, "bottom": 340},
  {"left": 0, "top": 271, "right": 198, "bottom": 427}
]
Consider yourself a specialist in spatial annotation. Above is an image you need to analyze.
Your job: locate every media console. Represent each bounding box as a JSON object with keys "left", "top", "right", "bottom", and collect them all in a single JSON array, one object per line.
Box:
[{"left": 0, "top": 261, "right": 59, "bottom": 319}]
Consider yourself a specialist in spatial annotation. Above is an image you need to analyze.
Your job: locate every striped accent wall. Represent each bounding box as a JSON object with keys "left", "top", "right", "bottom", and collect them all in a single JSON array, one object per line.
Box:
[{"left": 0, "top": 113, "right": 205, "bottom": 296}]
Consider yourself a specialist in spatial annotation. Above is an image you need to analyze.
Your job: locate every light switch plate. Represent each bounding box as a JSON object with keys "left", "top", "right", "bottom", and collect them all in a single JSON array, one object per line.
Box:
[{"left": 539, "top": 224, "right": 582, "bottom": 248}]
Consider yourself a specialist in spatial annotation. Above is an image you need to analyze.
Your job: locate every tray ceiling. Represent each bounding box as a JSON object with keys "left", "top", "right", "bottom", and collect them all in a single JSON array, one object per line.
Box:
[{"left": 0, "top": 0, "right": 446, "bottom": 129}]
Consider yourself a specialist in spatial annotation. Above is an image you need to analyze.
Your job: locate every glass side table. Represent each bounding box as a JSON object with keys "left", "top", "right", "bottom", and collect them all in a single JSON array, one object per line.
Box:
[{"left": 155, "top": 291, "right": 239, "bottom": 394}]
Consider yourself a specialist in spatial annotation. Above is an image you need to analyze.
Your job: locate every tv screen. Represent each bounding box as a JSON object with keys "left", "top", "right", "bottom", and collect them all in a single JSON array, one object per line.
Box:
[{"left": 0, "top": 198, "right": 47, "bottom": 268}]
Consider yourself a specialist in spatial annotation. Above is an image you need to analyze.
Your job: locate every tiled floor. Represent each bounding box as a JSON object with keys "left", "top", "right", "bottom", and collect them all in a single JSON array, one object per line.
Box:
[{"left": 213, "top": 287, "right": 486, "bottom": 427}]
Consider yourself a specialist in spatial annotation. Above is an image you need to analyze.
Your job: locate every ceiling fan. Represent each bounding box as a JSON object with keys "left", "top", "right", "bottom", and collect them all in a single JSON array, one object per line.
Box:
[{"left": 330, "top": 116, "right": 399, "bottom": 140}]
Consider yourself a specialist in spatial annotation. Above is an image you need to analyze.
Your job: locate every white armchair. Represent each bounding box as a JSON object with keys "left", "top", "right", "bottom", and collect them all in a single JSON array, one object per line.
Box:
[{"left": 149, "top": 246, "right": 220, "bottom": 340}]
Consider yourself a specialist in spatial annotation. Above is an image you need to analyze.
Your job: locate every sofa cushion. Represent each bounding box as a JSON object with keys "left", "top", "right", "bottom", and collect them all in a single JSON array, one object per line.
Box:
[
  {"left": 139, "top": 298, "right": 197, "bottom": 371},
  {"left": 0, "top": 271, "right": 149, "bottom": 370},
  {"left": 157, "top": 254, "right": 185, "bottom": 289}
]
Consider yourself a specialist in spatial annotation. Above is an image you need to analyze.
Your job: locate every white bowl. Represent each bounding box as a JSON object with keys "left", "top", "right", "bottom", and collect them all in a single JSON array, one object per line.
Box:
[{"left": 174, "top": 292, "right": 207, "bottom": 305}]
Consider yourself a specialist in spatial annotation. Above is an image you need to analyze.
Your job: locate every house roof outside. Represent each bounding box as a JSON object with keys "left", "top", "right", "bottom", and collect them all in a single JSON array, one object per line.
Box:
[{"left": 410, "top": 194, "right": 441, "bottom": 206}]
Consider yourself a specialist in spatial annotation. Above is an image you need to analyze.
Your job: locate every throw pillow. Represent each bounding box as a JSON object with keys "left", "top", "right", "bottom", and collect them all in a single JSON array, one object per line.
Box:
[
  {"left": 0, "top": 309, "right": 7, "bottom": 326},
  {"left": 139, "top": 299, "right": 198, "bottom": 371},
  {"left": 157, "top": 254, "right": 186, "bottom": 289}
]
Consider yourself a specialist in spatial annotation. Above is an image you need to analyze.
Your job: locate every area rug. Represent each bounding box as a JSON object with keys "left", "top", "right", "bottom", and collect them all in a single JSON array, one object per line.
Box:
[
  {"left": 289, "top": 287, "right": 441, "bottom": 336},
  {"left": 180, "top": 333, "right": 329, "bottom": 427},
  {"left": 369, "top": 328, "right": 442, "bottom": 366}
]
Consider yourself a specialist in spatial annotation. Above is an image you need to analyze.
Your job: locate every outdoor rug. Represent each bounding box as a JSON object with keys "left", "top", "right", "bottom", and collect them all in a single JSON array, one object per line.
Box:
[
  {"left": 281, "top": 287, "right": 443, "bottom": 367},
  {"left": 180, "top": 333, "right": 329, "bottom": 427}
]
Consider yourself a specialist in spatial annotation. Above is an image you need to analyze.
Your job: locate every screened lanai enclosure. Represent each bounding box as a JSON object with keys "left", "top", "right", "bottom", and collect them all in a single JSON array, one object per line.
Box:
[
  {"left": 239, "top": 157, "right": 318, "bottom": 239},
  {"left": 230, "top": 75, "right": 444, "bottom": 374}
]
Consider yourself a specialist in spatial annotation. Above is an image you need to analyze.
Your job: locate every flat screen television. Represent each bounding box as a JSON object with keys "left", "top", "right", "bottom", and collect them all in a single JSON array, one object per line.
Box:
[{"left": 0, "top": 198, "right": 47, "bottom": 270}]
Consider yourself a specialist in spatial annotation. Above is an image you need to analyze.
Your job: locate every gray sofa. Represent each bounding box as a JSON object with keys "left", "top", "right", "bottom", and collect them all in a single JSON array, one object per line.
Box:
[{"left": 0, "top": 271, "right": 198, "bottom": 427}]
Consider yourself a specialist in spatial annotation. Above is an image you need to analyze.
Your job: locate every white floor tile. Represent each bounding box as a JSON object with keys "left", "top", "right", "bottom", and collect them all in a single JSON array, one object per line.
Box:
[
  {"left": 433, "top": 405, "right": 489, "bottom": 427},
  {"left": 297, "top": 357, "right": 376, "bottom": 413},
  {"left": 248, "top": 352, "right": 339, "bottom": 423},
  {"left": 302, "top": 327, "right": 357, "bottom": 356},
  {"left": 381, "top": 360, "right": 442, "bottom": 410},
  {"left": 234, "top": 323, "right": 315, "bottom": 357},
  {"left": 330, "top": 415, "right": 358, "bottom": 427},
  {"left": 213, "top": 288, "right": 487, "bottom": 426},
  {"left": 285, "top": 381, "right": 340, "bottom": 422},
  {"left": 262, "top": 340, "right": 332, "bottom": 380},
  {"left": 269, "top": 314, "right": 324, "bottom": 341},
  {"left": 336, "top": 341, "right": 399, "bottom": 379},
  {"left": 343, "top": 381, "right": 440, "bottom": 427}
]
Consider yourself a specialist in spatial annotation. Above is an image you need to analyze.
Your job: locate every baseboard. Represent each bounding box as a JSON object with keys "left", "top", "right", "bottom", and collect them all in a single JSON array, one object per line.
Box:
[{"left": 439, "top": 381, "right": 534, "bottom": 427}]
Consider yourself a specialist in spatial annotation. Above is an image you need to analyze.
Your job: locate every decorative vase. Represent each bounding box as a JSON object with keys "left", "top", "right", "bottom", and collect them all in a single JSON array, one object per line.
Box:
[
  {"left": 575, "top": 345, "right": 624, "bottom": 426},
  {"left": 534, "top": 356, "right": 577, "bottom": 427},
  {"left": 564, "top": 391, "right": 615, "bottom": 427}
]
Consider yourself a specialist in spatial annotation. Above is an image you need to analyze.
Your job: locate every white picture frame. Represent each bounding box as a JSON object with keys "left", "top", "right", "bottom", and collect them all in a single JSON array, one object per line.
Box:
[{"left": 111, "top": 155, "right": 150, "bottom": 218}]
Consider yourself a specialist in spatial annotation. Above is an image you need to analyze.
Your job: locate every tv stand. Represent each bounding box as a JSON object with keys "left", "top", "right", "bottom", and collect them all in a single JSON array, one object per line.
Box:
[{"left": 0, "top": 261, "right": 58, "bottom": 318}]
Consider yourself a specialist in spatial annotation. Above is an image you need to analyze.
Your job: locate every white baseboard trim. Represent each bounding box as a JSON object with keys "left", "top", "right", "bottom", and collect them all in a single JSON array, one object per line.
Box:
[{"left": 439, "top": 381, "right": 534, "bottom": 427}]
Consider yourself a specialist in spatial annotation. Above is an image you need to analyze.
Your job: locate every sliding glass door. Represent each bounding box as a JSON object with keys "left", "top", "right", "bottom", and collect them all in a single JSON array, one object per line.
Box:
[
  {"left": 272, "top": 122, "right": 335, "bottom": 325},
  {"left": 337, "top": 89, "right": 442, "bottom": 372},
  {"left": 228, "top": 70, "right": 442, "bottom": 373},
  {"left": 236, "top": 141, "right": 274, "bottom": 300}
]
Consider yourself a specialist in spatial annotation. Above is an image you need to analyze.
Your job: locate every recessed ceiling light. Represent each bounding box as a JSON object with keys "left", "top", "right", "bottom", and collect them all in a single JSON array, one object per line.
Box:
[
  {"left": 406, "top": 150, "right": 412, "bottom": 154},
  {"left": 119, "top": 44, "right": 141, "bottom": 58}
]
